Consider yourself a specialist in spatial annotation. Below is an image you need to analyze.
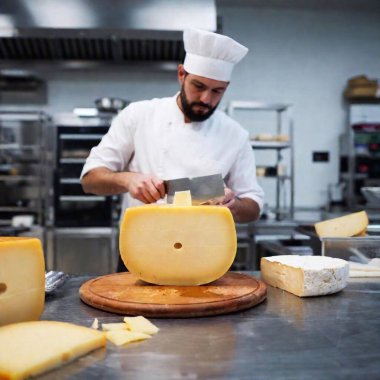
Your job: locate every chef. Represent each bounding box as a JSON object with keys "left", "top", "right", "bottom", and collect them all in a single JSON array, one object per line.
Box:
[{"left": 81, "top": 28, "right": 264, "bottom": 271}]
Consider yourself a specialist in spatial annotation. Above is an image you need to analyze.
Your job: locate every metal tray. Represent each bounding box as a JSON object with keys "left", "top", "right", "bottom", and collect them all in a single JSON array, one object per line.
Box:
[{"left": 321, "top": 236, "right": 380, "bottom": 263}]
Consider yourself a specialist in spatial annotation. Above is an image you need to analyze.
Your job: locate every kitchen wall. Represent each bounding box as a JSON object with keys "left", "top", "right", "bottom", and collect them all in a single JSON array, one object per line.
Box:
[{"left": 5, "top": 4, "right": 380, "bottom": 209}]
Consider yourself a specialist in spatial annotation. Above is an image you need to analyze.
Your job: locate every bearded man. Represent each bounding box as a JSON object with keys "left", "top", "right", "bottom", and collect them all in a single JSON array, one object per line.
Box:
[{"left": 81, "top": 28, "right": 264, "bottom": 271}]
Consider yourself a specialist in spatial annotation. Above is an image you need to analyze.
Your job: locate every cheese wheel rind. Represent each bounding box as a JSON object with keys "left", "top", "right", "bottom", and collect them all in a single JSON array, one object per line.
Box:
[
  {"left": 0, "top": 321, "right": 106, "bottom": 380},
  {"left": 0, "top": 237, "right": 45, "bottom": 326},
  {"left": 261, "top": 255, "right": 349, "bottom": 297},
  {"left": 119, "top": 205, "right": 237, "bottom": 285},
  {"left": 314, "top": 211, "right": 369, "bottom": 238}
]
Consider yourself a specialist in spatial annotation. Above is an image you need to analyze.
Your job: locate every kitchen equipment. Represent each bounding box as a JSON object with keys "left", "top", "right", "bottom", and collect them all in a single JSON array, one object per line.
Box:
[
  {"left": 45, "top": 271, "right": 68, "bottom": 294},
  {"left": 361, "top": 187, "right": 380, "bottom": 205},
  {"left": 164, "top": 174, "right": 225, "bottom": 205},
  {"left": 54, "top": 123, "right": 113, "bottom": 227},
  {"left": 94, "top": 97, "right": 129, "bottom": 113},
  {"left": 321, "top": 236, "right": 380, "bottom": 262},
  {"left": 79, "top": 272, "right": 267, "bottom": 318}
]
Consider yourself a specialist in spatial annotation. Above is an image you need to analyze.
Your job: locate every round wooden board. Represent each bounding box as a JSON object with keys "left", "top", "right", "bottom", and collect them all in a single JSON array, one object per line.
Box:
[{"left": 79, "top": 272, "right": 267, "bottom": 318}]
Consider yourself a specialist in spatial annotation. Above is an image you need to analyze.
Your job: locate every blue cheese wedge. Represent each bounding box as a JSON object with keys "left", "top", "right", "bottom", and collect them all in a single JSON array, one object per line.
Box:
[{"left": 261, "top": 255, "right": 349, "bottom": 297}]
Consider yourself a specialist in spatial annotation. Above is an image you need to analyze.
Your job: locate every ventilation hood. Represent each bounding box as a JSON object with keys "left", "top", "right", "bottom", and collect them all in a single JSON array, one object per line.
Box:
[{"left": 0, "top": 0, "right": 218, "bottom": 68}]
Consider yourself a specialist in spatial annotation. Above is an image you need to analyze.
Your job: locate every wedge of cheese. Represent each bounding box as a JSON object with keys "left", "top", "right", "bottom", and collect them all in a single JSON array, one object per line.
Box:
[
  {"left": 0, "top": 237, "right": 45, "bottom": 326},
  {"left": 173, "top": 190, "right": 192, "bottom": 206},
  {"left": 102, "top": 322, "right": 128, "bottom": 331},
  {"left": 119, "top": 197, "right": 236, "bottom": 285},
  {"left": 0, "top": 321, "right": 106, "bottom": 380},
  {"left": 314, "top": 211, "right": 369, "bottom": 238},
  {"left": 261, "top": 255, "right": 349, "bottom": 297},
  {"left": 123, "top": 316, "right": 159, "bottom": 335},
  {"left": 105, "top": 330, "right": 151, "bottom": 346}
]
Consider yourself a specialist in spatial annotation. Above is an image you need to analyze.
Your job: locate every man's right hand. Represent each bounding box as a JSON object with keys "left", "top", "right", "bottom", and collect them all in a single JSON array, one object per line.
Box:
[
  {"left": 81, "top": 168, "right": 165, "bottom": 204},
  {"left": 127, "top": 173, "right": 165, "bottom": 204}
]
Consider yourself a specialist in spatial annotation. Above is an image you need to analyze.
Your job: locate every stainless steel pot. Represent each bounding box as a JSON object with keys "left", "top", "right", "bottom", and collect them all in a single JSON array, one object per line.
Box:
[{"left": 94, "top": 97, "right": 129, "bottom": 113}]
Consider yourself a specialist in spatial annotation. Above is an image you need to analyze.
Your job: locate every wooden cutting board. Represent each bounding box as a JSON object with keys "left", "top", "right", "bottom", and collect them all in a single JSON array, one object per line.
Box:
[{"left": 79, "top": 272, "right": 267, "bottom": 318}]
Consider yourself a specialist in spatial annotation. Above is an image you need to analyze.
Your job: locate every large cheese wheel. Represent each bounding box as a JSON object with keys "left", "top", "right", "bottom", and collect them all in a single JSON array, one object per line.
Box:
[
  {"left": 0, "top": 237, "right": 45, "bottom": 326},
  {"left": 119, "top": 204, "right": 237, "bottom": 285},
  {"left": 314, "top": 210, "right": 369, "bottom": 238},
  {"left": 0, "top": 321, "right": 106, "bottom": 380}
]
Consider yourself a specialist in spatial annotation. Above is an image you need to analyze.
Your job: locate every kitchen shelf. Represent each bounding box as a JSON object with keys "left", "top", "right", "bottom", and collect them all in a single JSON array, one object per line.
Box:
[
  {"left": 0, "top": 144, "right": 40, "bottom": 150},
  {"left": 59, "top": 196, "right": 106, "bottom": 202},
  {"left": 250, "top": 141, "right": 291, "bottom": 149},
  {"left": 59, "top": 178, "right": 81, "bottom": 184},
  {"left": 59, "top": 134, "right": 104, "bottom": 140},
  {"left": 0, "top": 175, "right": 39, "bottom": 182},
  {"left": 0, "top": 111, "right": 49, "bottom": 226},
  {"left": 339, "top": 102, "right": 380, "bottom": 207},
  {"left": 227, "top": 101, "right": 294, "bottom": 220},
  {"left": 0, "top": 206, "right": 39, "bottom": 212},
  {"left": 59, "top": 158, "right": 87, "bottom": 164}
]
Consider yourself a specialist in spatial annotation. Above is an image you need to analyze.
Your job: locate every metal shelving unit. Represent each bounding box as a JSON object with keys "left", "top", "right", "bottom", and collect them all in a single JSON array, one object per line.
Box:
[
  {"left": 227, "top": 101, "right": 295, "bottom": 220},
  {"left": 0, "top": 111, "right": 49, "bottom": 226},
  {"left": 339, "top": 101, "right": 380, "bottom": 208}
]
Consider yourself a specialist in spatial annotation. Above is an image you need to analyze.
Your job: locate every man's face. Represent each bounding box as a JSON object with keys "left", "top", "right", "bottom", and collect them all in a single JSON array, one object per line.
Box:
[{"left": 178, "top": 66, "right": 229, "bottom": 122}]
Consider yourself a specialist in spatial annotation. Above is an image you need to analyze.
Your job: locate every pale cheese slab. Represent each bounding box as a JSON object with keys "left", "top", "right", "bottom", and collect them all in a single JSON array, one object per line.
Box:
[
  {"left": 102, "top": 322, "right": 129, "bottom": 331},
  {"left": 173, "top": 190, "right": 192, "bottom": 206},
  {"left": 261, "top": 255, "right": 349, "bottom": 297},
  {"left": 105, "top": 330, "right": 151, "bottom": 346},
  {"left": 123, "top": 316, "right": 160, "bottom": 335},
  {"left": 0, "top": 321, "right": 106, "bottom": 380}
]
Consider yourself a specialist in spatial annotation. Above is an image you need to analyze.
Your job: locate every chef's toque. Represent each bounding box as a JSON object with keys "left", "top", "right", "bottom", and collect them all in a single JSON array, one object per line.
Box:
[{"left": 183, "top": 28, "right": 248, "bottom": 82}]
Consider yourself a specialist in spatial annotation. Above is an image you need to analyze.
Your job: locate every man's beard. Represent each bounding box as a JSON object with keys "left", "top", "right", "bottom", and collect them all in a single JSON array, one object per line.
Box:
[{"left": 179, "top": 86, "right": 219, "bottom": 122}]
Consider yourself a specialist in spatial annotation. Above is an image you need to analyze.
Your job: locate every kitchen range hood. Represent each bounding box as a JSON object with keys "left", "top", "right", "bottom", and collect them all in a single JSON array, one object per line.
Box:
[{"left": 0, "top": 0, "right": 218, "bottom": 68}]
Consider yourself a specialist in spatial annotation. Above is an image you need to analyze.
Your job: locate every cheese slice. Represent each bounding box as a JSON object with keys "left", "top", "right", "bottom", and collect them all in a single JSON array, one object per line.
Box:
[
  {"left": 173, "top": 190, "right": 192, "bottom": 206},
  {"left": 102, "top": 322, "right": 128, "bottom": 331},
  {"left": 123, "top": 316, "right": 159, "bottom": 335},
  {"left": 314, "top": 211, "right": 369, "bottom": 238},
  {"left": 119, "top": 204, "right": 237, "bottom": 285},
  {"left": 0, "top": 237, "right": 45, "bottom": 326},
  {"left": 261, "top": 255, "right": 349, "bottom": 297},
  {"left": 105, "top": 330, "right": 151, "bottom": 346},
  {"left": 0, "top": 321, "right": 106, "bottom": 380}
]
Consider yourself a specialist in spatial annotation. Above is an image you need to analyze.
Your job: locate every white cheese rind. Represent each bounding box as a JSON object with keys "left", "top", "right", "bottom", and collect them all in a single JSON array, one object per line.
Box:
[{"left": 261, "top": 255, "right": 349, "bottom": 297}]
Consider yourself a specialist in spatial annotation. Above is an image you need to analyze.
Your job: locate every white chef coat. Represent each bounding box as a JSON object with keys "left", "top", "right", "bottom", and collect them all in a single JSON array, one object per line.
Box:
[{"left": 81, "top": 93, "right": 264, "bottom": 215}]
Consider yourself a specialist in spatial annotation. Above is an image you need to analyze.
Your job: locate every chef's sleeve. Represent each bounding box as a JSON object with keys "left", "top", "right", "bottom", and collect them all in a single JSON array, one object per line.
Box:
[
  {"left": 226, "top": 139, "right": 265, "bottom": 212},
  {"left": 80, "top": 106, "right": 135, "bottom": 179}
]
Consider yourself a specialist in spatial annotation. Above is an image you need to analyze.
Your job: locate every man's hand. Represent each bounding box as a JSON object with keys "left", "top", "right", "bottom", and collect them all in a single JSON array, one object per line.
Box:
[
  {"left": 81, "top": 168, "right": 165, "bottom": 204},
  {"left": 208, "top": 187, "right": 260, "bottom": 223},
  {"left": 127, "top": 173, "right": 165, "bottom": 204}
]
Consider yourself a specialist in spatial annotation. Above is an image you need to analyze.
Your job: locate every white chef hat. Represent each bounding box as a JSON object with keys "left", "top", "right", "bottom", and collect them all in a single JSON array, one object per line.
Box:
[{"left": 183, "top": 28, "right": 248, "bottom": 82}]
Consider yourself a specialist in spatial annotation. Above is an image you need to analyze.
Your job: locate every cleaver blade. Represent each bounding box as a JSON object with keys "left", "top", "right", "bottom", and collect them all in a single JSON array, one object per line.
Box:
[{"left": 164, "top": 174, "right": 225, "bottom": 205}]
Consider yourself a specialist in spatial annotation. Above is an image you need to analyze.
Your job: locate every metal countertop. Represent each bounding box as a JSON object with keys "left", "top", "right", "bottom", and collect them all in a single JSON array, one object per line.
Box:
[{"left": 40, "top": 272, "right": 380, "bottom": 380}]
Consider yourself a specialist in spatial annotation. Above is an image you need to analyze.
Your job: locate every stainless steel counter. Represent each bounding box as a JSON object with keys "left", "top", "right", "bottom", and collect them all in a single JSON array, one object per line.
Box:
[{"left": 40, "top": 272, "right": 380, "bottom": 380}]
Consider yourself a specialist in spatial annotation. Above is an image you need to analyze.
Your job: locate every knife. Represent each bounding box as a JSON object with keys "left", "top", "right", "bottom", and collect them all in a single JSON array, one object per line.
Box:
[{"left": 164, "top": 174, "right": 225, "bottom": 205}]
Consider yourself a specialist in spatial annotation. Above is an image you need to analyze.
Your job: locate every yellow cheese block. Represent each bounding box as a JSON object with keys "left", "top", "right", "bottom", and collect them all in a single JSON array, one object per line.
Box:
[
  {"left": 102, "top": 322, "right": 128, "bottom": 331},
  {"left": 105, "top": 330, "right": 151, "bottom": 346},
  {"left": 0, "top": 237, "right": 45, "bottom": 326},
  {"left": 0, "top": 321, "right": 106, "bottom": 380},
  {"left": 314, "top": 211, "right": 369, "bottom": 238},
  {"left": 119, "top": 204, "right": 237, "bottom": 285},
  {"left": 173, "top": 190, "right": 192, "bottom": 206},
  {"left": 123, "top": 316, "right": 159, "bottom": 335}
]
